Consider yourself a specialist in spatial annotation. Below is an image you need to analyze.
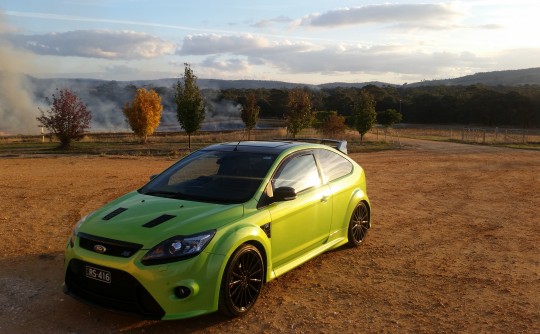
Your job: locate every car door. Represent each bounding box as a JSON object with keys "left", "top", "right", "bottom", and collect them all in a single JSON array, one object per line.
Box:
[{"left": 267, "top": 151, "right": 333, "bottom": 268}]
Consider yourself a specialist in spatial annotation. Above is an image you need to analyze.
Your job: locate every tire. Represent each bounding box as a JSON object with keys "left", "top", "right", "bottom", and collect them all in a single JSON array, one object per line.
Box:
[
  {"left": 218, "top": 244, "right": 264, "bottom": 317},
  {"left": 347, "top": 201, "right": 370, "bottom": 247}
]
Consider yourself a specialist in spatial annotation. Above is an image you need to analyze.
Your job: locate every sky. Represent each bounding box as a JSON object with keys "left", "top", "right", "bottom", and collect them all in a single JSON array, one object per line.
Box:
[{"left": 1, "top": 0, "right": 540, "bottom": 85}]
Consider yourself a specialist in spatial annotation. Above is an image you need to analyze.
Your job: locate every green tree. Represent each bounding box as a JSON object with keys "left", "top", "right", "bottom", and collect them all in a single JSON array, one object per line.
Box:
[
  {"left": 378, "top": 108, "right": 403, "bottom": 127},
  {"left": 36, "top": 88, "right": 92, "bottom": 149},
  {"left": 174, "top": 63, "right": 205, "bottom": 149},
  {"left": 377, "top": 108, "right": 403, "bottom": 138},
  {"left": 352, "top": 91, "right": 377, "bottom": 144},
  {"left": 241, "top": 91, "right": 260, "bottom": 140},
  {"left": 122, "top": 88, "right": 163, "bottom": 143},
  {"left": 285, "top": 88, "right": 312, "bottom": 138}
]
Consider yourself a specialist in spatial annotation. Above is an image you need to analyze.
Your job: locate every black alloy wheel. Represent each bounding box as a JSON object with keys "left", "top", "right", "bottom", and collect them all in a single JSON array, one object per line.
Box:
[
  {"left": 219, "top": 244, "right": 264, "bottom": 317},
  {"left": 348, "top": 201, "right": 370, "bottom": 247}
]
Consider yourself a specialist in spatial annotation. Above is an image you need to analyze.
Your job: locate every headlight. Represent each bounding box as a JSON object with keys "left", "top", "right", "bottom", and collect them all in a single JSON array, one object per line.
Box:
[
  {"left": 68, "top": 213, "right": 91, "bottom": 248},
  {"left": 141, "top": 230, "right": 216, "bottom": 265}
]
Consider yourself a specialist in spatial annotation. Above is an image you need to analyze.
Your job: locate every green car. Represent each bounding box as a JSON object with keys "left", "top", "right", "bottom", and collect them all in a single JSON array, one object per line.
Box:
[{"left": 64, "top": 139, "right": 371, "bottom": 319}]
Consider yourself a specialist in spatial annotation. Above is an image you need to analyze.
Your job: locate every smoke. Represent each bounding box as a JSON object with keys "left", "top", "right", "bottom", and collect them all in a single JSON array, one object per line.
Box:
[
  {"left": 31, "top": 78, "right": 133, "bottom": 132},
  {"left": 203, "top": 98, "right": 244, "bottom": 131},
  {"left": 0, "top": 15, "right": 41, "bottom": 135}
]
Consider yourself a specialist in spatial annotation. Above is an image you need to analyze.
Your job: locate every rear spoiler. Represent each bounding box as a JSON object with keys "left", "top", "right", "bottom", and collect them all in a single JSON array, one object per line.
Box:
[{"left": 278, "top": 138, "right": 348, "bottom": 154}]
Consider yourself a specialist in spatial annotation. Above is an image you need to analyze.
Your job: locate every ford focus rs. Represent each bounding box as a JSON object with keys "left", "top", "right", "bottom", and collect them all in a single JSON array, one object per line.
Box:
[{"left": 63, "top": 139, "right": 371, "bottom": 319}]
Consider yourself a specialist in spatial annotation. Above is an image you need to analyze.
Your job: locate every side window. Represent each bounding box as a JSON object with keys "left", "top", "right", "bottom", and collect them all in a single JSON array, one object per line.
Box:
[
  {"left": 316, "top": 149, "right": 353, "bottom": 182},
  {"left": 273, "top": 153, "right": 321, "bottom": 193}
]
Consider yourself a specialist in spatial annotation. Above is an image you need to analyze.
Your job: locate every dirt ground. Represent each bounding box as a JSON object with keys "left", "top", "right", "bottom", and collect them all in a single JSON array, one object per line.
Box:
[{"left": 0, "top": 139, "right": 538, "bottom": 333}]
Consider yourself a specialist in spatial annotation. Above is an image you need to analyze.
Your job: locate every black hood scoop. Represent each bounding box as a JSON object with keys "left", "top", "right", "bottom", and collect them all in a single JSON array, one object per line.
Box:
[
  {"left": 143, "top": 214, "right": 176, "bottom": 228},
  {"left": 102, "top": 207, "right": 128, "bottom": 221}
]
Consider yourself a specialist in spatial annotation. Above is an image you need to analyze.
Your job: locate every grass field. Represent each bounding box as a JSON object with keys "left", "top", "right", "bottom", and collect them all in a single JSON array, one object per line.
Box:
[
  {"left": 0, "top": 128, "right": 397, "bottom": 156},
  {"left": 1, "top": 125, "right": 539, "bottom": 156}
]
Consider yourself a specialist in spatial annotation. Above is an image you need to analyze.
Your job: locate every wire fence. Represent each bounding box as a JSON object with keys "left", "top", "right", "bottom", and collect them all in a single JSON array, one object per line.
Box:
[{"left": 371, "top": 125, "right": 540, "bottom": 145}]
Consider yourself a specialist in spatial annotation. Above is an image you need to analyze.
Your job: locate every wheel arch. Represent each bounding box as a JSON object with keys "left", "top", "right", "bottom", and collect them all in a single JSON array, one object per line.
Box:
[
  {"left": 346, "top": 188, "right": 371, "bottom": 227},
  {"left": 208, "top": 224, "right": 272, "bottom": 307}
]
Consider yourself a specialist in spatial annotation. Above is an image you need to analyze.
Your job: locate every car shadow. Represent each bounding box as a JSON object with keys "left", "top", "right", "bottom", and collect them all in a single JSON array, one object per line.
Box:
[{"left": 0, "top": 252, "right": 235, "bottom": 333}]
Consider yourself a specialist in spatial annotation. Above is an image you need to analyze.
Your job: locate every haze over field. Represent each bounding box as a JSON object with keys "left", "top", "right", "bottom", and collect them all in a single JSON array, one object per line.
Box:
[{"left": 1, "top": 1, "right": 539, "bottom": 133}]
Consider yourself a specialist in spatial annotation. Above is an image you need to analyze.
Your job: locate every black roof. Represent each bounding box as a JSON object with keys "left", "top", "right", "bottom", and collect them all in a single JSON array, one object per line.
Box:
[
  {"left": 202, "top": 141, "right": 300, "bottom": 154},
  {"left": 202, "top": 139, "right": 347, "bottom": 155}
]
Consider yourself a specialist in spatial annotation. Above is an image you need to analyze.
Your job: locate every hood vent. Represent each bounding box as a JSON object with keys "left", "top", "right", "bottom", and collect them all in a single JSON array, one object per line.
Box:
[
  {"left": 143, "top": 214, "right": 176, "bottom": 228},
  {"left": 102, "top": 207, "right": 128, "bottom": 221}
]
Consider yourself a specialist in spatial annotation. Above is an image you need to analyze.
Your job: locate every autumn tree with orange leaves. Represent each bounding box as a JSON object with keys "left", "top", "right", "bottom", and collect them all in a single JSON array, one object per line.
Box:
[{"left": 122, "top": 88, "right": 163, "bottom": 143}]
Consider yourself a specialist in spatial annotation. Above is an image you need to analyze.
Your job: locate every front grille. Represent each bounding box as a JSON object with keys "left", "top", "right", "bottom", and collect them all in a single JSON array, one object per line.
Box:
[
  {"left": 78, "top": 232, "right": 142, "bottom": 258},
  {"left": 65, "top": 259, "right": 165, "bottom": 319}
]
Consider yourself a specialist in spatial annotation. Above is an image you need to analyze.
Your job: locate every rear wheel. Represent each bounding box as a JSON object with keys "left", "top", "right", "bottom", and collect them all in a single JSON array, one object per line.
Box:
[
  {"left": 347, "top": 201, "right": 370, "bottom": 247},
  {"left": 219, "top": 244, "right": 264, "bottom": 317}
]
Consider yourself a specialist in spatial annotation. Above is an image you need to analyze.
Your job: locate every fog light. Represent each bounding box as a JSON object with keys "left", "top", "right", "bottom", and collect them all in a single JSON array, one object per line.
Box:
[{"left": 174, "top": 286, "right": 191, "bottom": 299}]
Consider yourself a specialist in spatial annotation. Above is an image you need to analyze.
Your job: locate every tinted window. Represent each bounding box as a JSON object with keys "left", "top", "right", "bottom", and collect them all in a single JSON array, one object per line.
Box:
[
  {"left": 140, "top": 150, "right": 277, "bottom": 203},
  {"left": 316, "top": 149, "right": 353, "bottom": 182},
  {"left": 273, "top": 153, "right": 321, "bottom": 193}
]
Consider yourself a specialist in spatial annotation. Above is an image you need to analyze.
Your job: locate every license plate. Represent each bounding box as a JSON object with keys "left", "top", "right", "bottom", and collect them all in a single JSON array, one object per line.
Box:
[{"left": 85, "top": 265, "right": 111, "bottom": 284}]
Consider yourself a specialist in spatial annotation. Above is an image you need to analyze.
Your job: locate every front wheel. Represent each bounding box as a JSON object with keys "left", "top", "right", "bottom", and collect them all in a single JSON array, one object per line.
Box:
[
  {"left": 347, "top": 201, "right": 370, "bottom": 247},
  {"left": 218, "top": 244, "right": 264, "bottom": 317}
]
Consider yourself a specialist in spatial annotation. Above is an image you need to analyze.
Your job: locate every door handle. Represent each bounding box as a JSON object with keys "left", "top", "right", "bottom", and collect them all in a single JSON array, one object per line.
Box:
[{"left": 321, "top": 195, "right": 329, "bottom": 203}]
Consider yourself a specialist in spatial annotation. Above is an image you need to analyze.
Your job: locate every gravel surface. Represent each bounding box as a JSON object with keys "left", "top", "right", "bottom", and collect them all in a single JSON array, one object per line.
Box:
[{"left": 0, "top": 139, "right": 538, "bottom": 333}]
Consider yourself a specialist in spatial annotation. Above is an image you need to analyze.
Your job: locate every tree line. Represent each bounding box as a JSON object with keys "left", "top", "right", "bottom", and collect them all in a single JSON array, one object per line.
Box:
[
  {"left": 36, "top": 65, "right": 540, "bottom": 149},
  {"left": 217, "top": 84, "right": 539, "bottom": 127}
]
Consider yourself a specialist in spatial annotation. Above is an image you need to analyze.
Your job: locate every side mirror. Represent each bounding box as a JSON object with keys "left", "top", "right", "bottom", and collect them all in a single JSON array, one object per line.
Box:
[{"left": 273, "top": 187, "right": 297, "bottom": 201}]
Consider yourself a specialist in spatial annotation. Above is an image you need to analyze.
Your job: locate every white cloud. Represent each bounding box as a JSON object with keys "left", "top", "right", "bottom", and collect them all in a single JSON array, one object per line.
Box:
[
  {"left": 178, "top": 34, "right": 271, "bottom": 55},
  {"left": 7, "top": 30, "right": 176, "bottom": 59},
  {"left": 300, "top": 3, "right": 462, "bottom": 28},
  {"left": 177, "top": 33, "right": 488, "bottom": 78},
  {"left": 252, "top": 16, "right": 294, "bottom": 28}
]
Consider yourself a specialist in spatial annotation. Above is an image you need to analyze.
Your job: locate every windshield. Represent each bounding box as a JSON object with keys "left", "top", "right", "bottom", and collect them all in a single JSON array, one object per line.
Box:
[{"left": 139, "top": 150, "right": 277, "bottom": 204}]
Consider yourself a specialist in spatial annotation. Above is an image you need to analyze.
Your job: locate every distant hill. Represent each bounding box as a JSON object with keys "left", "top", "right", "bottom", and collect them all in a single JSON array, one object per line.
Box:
[
  {"left": 23, "top": 67, "right": 540, "bottom": 91},
  {"left": 406, "top": 68, "right": 540, "bottom": 87},
  {"left": 130, "top": 78, "right": 319, "bottom": 90}
]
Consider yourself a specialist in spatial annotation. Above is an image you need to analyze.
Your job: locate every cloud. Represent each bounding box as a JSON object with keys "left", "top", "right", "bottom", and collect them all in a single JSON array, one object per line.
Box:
[
  {"left": 252, "top": 16, "right": 294, "bottom": 28},
  {"left": 178, "top": 33, "right": 313, "bottom": 57},
  {"left": 178, "top": 34, "right": 271, "bottom": 55},
  {"left": 201, "top": 56, "right": 251, "bottom": 72},
  {"left": 177, "top": 32, "right": 501, "bottom": 81},
  {"left": 300, "top": 3, "right": 461, "bottom": 28},
  {"left": 7, "top": 30, "right": 176, "bottom": 59}
]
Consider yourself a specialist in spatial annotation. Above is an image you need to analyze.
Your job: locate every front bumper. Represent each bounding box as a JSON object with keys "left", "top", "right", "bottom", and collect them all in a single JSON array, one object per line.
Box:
[{"left": 64, "top": 240, "right": 226, "bottom": 320}]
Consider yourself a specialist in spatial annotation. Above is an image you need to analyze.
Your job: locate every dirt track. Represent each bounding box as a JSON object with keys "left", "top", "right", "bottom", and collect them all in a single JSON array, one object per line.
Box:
[{"left": 0, "top": 139, "right": 539, "bottom": 333}]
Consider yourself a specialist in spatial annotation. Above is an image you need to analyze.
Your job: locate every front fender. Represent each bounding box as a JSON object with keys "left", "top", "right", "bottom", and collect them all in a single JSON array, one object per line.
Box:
[{"left": 205, "top": 211, "right": 273, "bottom": 310}]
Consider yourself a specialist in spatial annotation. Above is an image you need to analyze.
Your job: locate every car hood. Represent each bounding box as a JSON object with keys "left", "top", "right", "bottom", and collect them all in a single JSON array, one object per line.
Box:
[{"left": 77, "top": 191, "right": 244, "bottom": 248}]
